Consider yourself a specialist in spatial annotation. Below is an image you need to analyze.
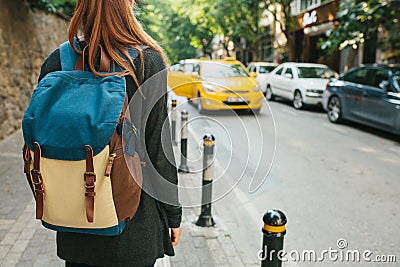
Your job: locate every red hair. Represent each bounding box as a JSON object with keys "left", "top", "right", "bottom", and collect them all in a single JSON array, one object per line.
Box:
[{"left": 68, "top": 0, "right": 167, "bottom": 85}]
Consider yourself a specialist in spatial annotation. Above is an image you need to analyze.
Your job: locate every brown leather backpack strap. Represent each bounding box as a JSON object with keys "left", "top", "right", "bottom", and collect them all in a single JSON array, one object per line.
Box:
[
  {"left": 75, "top": 45, "right": 88, "bottom": 71},
  {"left": 31, "top": 142, "right": 44, "bottom": 220},
  {"left": 84, "top": 145, "right": 96, "bottom": 223},
  {"left": 23, "top": 144, "right": 35, "bottom": 196},
  {"left": 99, "top": 45, "right": 111, "bottom": 72},
  {"left": 75, "top": 45, "right": 111, "bottom": 72},
  {"left": 118, "top": 95, "right": 129, "bottom": 124},
  {"left": 23, "top": 144, "right": 31, "bottom": 174}
]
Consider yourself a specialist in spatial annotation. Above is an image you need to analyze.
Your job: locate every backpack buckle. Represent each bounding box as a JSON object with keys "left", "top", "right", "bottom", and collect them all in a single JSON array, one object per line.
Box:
[{"left": 84, "top": 172, "right": 96, "bottom": 182}]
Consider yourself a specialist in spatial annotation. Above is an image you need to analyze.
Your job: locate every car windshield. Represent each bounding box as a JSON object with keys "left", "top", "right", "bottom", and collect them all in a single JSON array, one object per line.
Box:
[
  {"left": 297, "top": 67, "right": 337, "bottom": 79},
  {"left": 201, "top": 62, "right": 249, "bottom": 78},
  {"left": 260, "top": 65, "right": 276, "bottom": 73}
]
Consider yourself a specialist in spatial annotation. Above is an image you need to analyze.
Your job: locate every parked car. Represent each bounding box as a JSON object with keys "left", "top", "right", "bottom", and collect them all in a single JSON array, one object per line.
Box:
[
  {"left": 247, "top": 62, "right": 278, "bottom": 95},
  {"left": 323, "top": 64, "right": 400, "bottom": 135},
  {"left": 265, "top": 62, "right": 338, "bottom": 109},
  {"left": 168, "top": 58, "right": 264, "bottom": 113}
]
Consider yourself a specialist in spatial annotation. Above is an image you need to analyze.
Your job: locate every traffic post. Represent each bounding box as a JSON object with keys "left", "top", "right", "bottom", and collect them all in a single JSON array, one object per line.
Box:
[
  {"left": 261, "top": 210, "right": 287, "bottom": 267},
  {"left": 171, "top": 99, "right": 177, "bottom": 146},
  {"left": 195, "top": 134, "right": 216, "bottom": 227},
  {"left": 178, "top": 110, "right": 189, "bottom": 173}
]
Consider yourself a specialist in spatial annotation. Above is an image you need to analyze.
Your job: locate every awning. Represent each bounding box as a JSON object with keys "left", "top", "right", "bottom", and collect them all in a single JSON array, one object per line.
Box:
[
  {"left": 304, "top": 22, "right": 335, "bottom": 37},
  {"left": 383, "top": 50, "right": 400, "bottom": 60}
]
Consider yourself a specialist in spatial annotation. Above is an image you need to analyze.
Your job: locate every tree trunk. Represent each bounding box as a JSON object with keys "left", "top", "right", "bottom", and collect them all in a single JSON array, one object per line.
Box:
[
  {"left": 346, "top": 48, "right": 357, "bottom": 70},
  {"left": 362, "top": 28, "right": 377, "bottom": 64}
]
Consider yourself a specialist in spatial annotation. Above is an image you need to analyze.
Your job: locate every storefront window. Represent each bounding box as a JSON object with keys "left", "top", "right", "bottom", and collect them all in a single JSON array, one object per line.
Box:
[{"left": 301, "top": 0, "right": 320, "bottom": 11}]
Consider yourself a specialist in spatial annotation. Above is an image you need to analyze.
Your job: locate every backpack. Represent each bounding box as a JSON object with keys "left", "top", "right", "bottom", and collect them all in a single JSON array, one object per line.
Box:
[{"left": 22, "top": 39, "right": 145, "bottom": 236}]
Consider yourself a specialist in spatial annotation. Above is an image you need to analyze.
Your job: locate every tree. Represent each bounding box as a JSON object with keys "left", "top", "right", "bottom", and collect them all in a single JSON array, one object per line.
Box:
[
  {"left": 186, "top": 0, "right": 219, "bottom": 58},
  {"left": 136, "top": 0, "right": 198, "bottom": 64},
  {"left": 322, "top": 0, "right": 400, "bottom": 65},
  {"left": 213, "top": 0, "right": 270, "bottom": 60}
]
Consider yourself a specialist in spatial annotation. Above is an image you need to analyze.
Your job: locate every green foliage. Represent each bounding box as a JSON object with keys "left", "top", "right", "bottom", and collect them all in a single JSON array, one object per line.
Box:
[
  {"left": 27, "top": 0, "right": 75, "bottom": 17},
  {"left": 214, "top": 0, "right": 268, "bottom": 55},
  {"left": 322, "top": 0, "right": 400, "bottom": 52},
  {"left": 27, "top": 0, "right": 57, "bottom": 13},
  {"left": 137, "top": 0, "right": 224, "bottom": 63}
]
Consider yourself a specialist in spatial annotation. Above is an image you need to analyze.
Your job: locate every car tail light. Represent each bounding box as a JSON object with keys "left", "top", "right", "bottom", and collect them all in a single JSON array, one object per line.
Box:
[{"left": 326, "top": 82, "right": 329, "bottom": 89}]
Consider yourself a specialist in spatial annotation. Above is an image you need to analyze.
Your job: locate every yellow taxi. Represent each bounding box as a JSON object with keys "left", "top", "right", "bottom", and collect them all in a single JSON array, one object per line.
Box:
[{"left": 168, "top": 58, "right": 264, "bottom": 113}]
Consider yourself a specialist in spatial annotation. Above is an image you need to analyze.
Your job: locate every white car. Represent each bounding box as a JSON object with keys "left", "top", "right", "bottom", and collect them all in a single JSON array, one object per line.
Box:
[
  {"left": 248, "top": 62, "right": 278, "bottom": 95},
  {"left": 265, "top": 62, "right": 338, "bottom": 109}
]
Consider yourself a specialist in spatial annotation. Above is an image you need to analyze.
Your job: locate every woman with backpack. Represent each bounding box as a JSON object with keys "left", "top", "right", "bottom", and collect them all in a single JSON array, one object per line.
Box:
[{"left": 36, "top": 0, "right": 182, "bottom": 266}]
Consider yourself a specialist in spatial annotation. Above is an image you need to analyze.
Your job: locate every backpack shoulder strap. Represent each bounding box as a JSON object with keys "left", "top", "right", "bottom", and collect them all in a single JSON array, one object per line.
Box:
[
  {"left": 59, "top": 39, "right": 81, "bottom": 71},
  {"left": 126, "top": 45, "right": 149, "bottom": 63}
]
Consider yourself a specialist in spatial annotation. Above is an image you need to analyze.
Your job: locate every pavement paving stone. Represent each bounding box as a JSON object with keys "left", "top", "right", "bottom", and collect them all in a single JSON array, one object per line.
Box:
[
  {"left": 206, "top": 238, "right": 229, "bottom": 265},
  {"left": 32, "top": 254, "right": 54, "bottom": 267},
  {"left": 18, "top": 229, "right": 36, "bottom": 240},
  {"left": 1, "top": 233, "right": 19, "bottom": 246},
  {"left": 20, "top": 245, "right": 40, "bottom": 262},
  {"left": 15, "top": 261, "right": 32, "bottom": 267},
  {"left": 0, "top": 245, "right": 11, "bottom": 260},
  {"left": 0, "top": 220, "right": 15, "bottom": 230},
  {"left": 1, "top": 252, "right": 22, "bottom": 267},
  {"left": 9, "top": 240, "right": 29, "bottom": 254}
]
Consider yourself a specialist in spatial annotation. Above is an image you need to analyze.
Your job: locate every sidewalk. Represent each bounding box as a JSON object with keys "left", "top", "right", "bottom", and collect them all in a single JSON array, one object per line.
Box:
[
  {"left": 170, "top": 172, "right": 246, "bottom": 267},
  {"left": 0, "top": 130, "right": 245, "bottom": 267},
  {"left": 169, "top": 113, "right": 249, "bottom": 267},
  {"left": 0, "top": 131, "right": 62, "bottom": 267}
]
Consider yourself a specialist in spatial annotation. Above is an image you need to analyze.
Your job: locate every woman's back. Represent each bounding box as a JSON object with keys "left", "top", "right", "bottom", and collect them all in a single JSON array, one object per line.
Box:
[{"left": 35, "top": 1, "right": 182, "bottom": 266}]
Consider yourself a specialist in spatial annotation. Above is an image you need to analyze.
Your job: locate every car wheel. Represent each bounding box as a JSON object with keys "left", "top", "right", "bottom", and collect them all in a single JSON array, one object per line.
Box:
[
  {"left": 266, "top": 85, "right": 274, "bottom": 101},
  {"left": 187, "top": 97, "right": 193, "bottom": 104},
  {"left": 293, "top": 90, "right": 303, "bottom": 109},
  {"left": 327, "top": 96, "right": 342, "bottom": 123},
  {"left": 197, "top": 93, "right": 204, "bottom": 114}
]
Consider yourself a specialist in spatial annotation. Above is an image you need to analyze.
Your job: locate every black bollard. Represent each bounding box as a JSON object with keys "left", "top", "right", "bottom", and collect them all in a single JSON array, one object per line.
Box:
[
  {"left": 195, "top": 134, "right": 216, "bottom": 227},
  {"left": 178, "top": 110, "right": 189, "bottom": 173},
  {"left": 171, "top": 99, "right": 177, "bottom": 146},
  {"left": 261, "top": 210, "right": 287, "bottom": 267}
]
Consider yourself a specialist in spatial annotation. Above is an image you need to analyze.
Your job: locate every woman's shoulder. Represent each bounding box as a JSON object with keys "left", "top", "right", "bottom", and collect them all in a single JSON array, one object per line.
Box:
[
  {"left": 141, "top": 48, "right": 164, "bottom": 62},
  {"left": 140, "top": 48, "right": 167, "bottom": 79},
  {"left": 38, "top": 48, "right": 61, "bottom": 82}
]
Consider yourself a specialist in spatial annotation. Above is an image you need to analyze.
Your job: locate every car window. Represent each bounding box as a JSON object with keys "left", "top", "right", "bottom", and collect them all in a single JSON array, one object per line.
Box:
[
  {"left": 248, "top": 65, "right": 256, "bottom": 73},
  {"left": 169, "top": 64, "right": 182, "bottom": 72},
  {"left": 297, "top": 67, "right": 336, "bottom": 79},
  {"left": 193, "top": 64, "right": 200, "bottom": 74},
  {"left": 201, "top": 62, "right": 249, "bottom": 78},
  {"left": 370, "top": 69, "right": 389, "bottom": 90},
  {"left": 341, "top": 68, "right": 369, "bottom": 85},
  {"left": 260, "top": 66, "right": 276, "bottom": 74},
  {"left": 275, "top": 66, "right": 283, "bottom": 75},
  {"left": 390, "top": 67, "right": 400, "bottom": 88},
  {"left": 184, "top": 63, "right": 194, "bottom": 75},
  {"left": 285, "top": 67, "right": 293, "bottom": 76}
]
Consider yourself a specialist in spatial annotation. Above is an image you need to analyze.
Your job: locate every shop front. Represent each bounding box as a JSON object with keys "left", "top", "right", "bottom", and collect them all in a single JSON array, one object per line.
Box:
[{"left": 288, "top": 0, "right": 340, "bottom": 71}]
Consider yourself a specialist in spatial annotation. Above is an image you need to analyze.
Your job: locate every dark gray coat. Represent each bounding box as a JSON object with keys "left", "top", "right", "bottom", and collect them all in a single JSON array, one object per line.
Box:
[{"left": 38, "top": 46, "right": 182, "bottom": 267}]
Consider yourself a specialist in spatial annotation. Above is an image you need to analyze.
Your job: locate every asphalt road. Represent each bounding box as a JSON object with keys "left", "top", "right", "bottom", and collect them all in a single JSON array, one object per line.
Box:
[{"left": 173, "top": 95, "right": 400, "bottom": 266}]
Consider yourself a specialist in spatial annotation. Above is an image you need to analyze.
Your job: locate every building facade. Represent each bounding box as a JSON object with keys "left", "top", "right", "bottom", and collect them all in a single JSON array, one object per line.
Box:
[{"left": 288, "top": 0, "right": 341, "bottom": 71}]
